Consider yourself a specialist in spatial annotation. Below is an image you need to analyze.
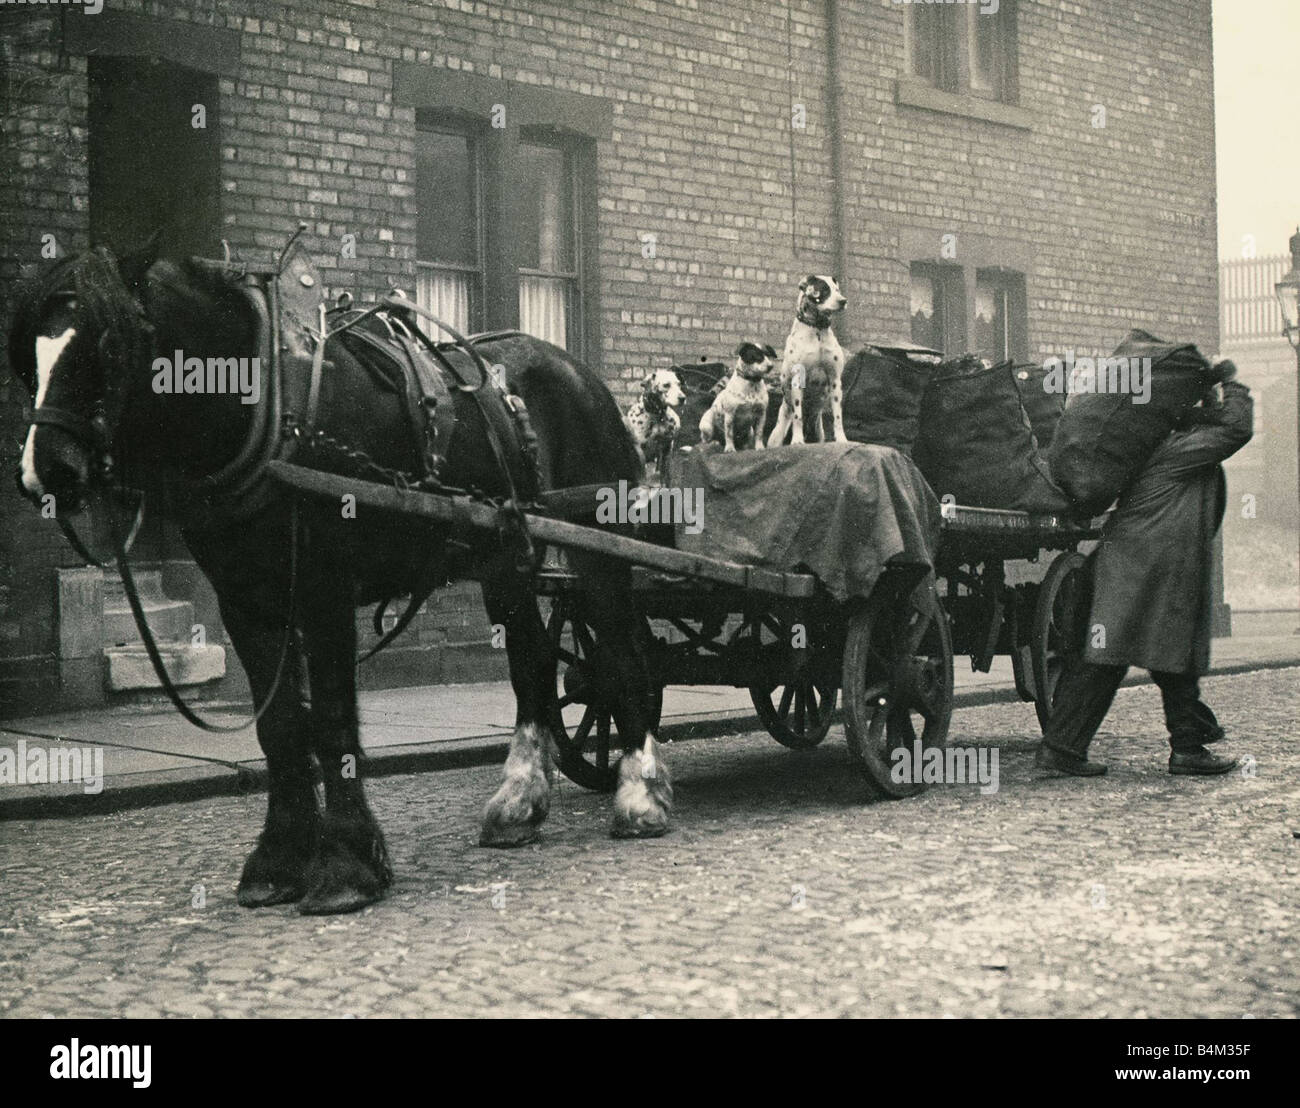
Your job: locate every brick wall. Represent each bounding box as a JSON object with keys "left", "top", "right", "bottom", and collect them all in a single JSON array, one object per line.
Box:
[{"left": 0, "top": 0, "right": 1219, "bottom": 714}]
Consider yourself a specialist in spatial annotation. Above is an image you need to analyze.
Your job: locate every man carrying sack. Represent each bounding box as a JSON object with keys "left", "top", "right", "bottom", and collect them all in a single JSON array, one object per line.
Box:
[{"left": 1037, "top": 359, "right": 1254, "bottom": 777}]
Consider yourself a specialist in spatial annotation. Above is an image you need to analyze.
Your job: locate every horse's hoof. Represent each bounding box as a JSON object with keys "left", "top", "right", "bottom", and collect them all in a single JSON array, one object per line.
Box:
[
  {"left": 295, "top": 812, "right": 392, "bottom": 916},
  {"left": 479, "top": 823, "right": 541, "bottom": 848},
  {"left": 479, "top": 776, "right": 549, "bottom": 847},
  {"left": 480, "top": 724, "right": 553, "bottom": 848},
  {"left": 236, "top": 879, "right": 304, "bottom": 908},
  {"left": 297, "top": 847, "right": 389, "bottom": 916},
  {"left": 236, "top": 836, "right": 312, "bottom": 908},
  {"left": 611, "top": 740, "right": 673, "bottom": 840},
  {"left": 298, "top": 882, "right": 384, "bottom": 916}
]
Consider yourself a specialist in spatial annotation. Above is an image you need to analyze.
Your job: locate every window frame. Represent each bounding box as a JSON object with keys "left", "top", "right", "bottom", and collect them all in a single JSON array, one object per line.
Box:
[
  {"left": 515, "top": 131, "right": 585, "bottom": 354},
  {"left": 973, "top": 267, "right": 1028, "bottom": 365},
  {"left": 908, "top": 261, "right": 965, "bottom": 358},
  {"left": 904, "top": 0, "right": 1019, "bottom": 106},
  {"left": 414, "top": 119, "right": 487, "bottom": 335}
]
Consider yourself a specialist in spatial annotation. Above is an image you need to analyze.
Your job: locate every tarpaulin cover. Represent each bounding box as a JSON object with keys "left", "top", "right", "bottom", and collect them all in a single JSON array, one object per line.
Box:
[
  {"left": 1047, "top": 330, "right": 1212, "bottom": 515},
  {"left": 669, "top": 442, "right": 940, "bottom": 602}
]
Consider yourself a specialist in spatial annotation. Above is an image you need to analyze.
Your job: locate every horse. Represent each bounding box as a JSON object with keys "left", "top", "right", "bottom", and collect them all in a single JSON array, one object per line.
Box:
[{"left": 9, "top": 240, "right": 674, "bottom": 914}]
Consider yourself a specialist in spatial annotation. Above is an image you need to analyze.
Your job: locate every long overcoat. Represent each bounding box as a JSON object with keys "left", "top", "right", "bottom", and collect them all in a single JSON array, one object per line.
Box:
[{"left": 1083, "top": 381, "right": 1253, "bottom": 674}]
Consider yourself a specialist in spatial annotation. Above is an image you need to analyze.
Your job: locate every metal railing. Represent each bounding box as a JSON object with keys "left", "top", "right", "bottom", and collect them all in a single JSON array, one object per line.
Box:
[{"left": 1220, "top": 254, "right": 1289, "bottom": 344}]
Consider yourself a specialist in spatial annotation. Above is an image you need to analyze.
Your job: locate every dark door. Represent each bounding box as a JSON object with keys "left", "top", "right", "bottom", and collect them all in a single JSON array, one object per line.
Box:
[
  {"left": 89, "top": 57, "right": 222, "bottom": 560},
  {"left": 88, "top": 56, "right": 221, "bottom": 260}
]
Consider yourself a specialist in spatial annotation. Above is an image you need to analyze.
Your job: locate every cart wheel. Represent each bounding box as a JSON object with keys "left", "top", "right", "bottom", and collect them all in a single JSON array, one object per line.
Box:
[
  {"left": 545, "top": 597, "right": 664, "bottom": 792},
  {"left": 1031, "top": 550, "right": 1089, "bottom": 733},
  {"left": 842, "top": 576, "right": 953, "bottom": 798},
  {"left": 741, "top": 613, "right": 838, "bottom": 749}
]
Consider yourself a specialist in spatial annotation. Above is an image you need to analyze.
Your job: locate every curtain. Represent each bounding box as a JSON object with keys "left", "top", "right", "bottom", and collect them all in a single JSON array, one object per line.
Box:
[
  {"left": 519, "top": 276, "right": 568, "bottom": 349},
  {"left": 415, "top": 267, "right": 471, "bottom": 339}
]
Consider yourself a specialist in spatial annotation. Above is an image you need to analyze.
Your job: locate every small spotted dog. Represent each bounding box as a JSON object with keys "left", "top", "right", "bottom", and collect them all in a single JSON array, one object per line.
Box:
[
  {"left": 699, "top": 342, "right": 777, "bottom": 452},
  {"left": 625, "top": 368, "right": 686, "bottom": 475},
  {"left": 768, "top": 275, "right": 848, "bottom": 446}
]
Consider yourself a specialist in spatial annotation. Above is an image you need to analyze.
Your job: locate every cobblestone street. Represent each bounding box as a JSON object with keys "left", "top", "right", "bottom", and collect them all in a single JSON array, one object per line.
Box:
[{"left": 2, "top": 669, "right": 1296, "bottom": 1018}]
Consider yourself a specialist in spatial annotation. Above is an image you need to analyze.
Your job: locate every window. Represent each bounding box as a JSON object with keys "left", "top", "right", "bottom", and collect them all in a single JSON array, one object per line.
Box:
[
  {"left": 415, "top": 126, "right": 483, "bottom": 336},
  {"left": 907, "top": 1, "right": 1017, "bottom": 103},
  {"left": 909, "top": 263, "right": 961, "bottom": 356},
  {"left": 908, "top": 3, "right": 959, "bottom": 90},
  {"left": 967, "top": 5, "right": 1014, "bottom": 101},
  {"left": 517, "top": 139, "right": 580, "bottom": 350},
  {"left": 401, "top": 67, "right": 606, "bottom": 361},
  {"left": 910, "top": 267, "right": 946, "bottom": 353},
  {"left": 973, "top": 268, "right": 1026, "bottom": 365}
]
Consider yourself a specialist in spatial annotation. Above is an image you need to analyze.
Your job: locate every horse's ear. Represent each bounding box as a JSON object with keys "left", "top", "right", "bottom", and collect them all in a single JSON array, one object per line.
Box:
[{"left": 116, "top": 232, "right": 162, "bottom": 291}]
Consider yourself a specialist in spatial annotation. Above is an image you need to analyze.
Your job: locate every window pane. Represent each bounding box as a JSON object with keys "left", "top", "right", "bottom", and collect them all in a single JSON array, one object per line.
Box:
[
  {"left": 519, "top": 275, "right": 570, "bottom": 349},
  {"left": 910, "top": 269, "right": 944, "bottom": 352},
  {"left": 910, "top": 6, "right": 958, "bottom": 89},
  {"left": 416, "top": 130, "right": 477, "bottom": 267},
  {"left": 416, "top": 267, "right": 471, "bottom": 338},
  {"left": 969, "top": 7, "right": 1004, "bottom": 96},
  {"left": 910, "top": 8, "right": 939, "bottom": 82},
  {"left": 974, "top": 275, "right": 1008, "bottom": 365},
  {"left": 517, "top": 143, "right": 574, "bottom": 273}
]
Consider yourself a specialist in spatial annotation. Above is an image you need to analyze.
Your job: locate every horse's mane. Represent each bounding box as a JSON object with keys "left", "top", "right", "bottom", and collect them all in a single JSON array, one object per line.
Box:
[
  {"left": 7, "top": 247, "right": 256, "bottom": 400},
  {"left": 6, "top": 247, "right": 154, "bottom": 395}
]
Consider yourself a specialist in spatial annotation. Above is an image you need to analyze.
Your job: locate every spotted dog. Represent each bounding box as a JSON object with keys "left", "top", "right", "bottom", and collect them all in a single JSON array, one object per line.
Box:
[
  {"left": 699, "top": 342, "right": 776, "bottom": 452},
  {"left": 624, "top": 368, "right": 686, "bottom": 475},
  {"left": 767, "top": 275, "right": 848, "bottom": 446}
]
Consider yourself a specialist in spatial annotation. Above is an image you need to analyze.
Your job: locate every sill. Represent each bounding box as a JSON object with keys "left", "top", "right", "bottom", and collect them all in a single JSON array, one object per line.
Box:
[{"left": 895, "top": 78, "right": 1033, "bottom": 131}]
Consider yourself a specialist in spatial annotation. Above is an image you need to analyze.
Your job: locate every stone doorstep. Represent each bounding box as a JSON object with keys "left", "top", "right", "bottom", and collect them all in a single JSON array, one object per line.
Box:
[
  {"left": 102, "top": 599, "right": 195, "bottom": 648},
  {"left": 105, "top": 643, "right": 226, "bottom": 692}
]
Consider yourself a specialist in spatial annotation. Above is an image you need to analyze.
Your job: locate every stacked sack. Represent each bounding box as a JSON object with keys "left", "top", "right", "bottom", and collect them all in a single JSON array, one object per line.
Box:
[
  {"left": 840, "top": 345, "right": 940, "bottom": 455},
  {"left": 911, "top": 355, "right": 1073, "bottom": 513},
  {"left": 1046, "top": 329, "right": 1214, "bottom": 515}
]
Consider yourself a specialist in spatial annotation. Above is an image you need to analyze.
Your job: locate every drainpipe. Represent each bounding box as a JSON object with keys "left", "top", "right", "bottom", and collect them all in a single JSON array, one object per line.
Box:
[{"left": 826, "top": 0, "right": 849, "bottom": 346}]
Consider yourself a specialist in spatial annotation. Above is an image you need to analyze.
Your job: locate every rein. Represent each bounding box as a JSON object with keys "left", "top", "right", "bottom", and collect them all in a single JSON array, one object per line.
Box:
[{"left": 109, "top": 499, "right": 301, "bottom": 734}]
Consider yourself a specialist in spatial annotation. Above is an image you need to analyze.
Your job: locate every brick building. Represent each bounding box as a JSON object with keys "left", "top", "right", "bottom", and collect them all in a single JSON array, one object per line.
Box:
[{"left": 0, "top": 0, "right": 1221, "bottom": 716}]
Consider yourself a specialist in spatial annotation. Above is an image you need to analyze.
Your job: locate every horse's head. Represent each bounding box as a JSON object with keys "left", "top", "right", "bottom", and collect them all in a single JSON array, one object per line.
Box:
[{"left": 11, "top": 241, "right": 158, "bottom": 509}]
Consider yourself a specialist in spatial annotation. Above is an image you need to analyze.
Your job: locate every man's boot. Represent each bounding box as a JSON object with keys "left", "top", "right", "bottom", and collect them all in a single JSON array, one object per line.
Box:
[
  {"left": 1035, "top": 744, "right": 1108, "bottom": 777},
  {"left": 1169, "top": 745, "right": 1238, "bottom": 775}
]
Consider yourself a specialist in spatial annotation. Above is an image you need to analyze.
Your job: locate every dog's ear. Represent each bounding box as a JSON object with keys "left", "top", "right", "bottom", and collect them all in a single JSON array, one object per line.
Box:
[
  {"left": 800, "top": 275, "right": 816, "bottom": 290},
  {"left": 762, "top": 344, "right": 778, "bottom": 360}
]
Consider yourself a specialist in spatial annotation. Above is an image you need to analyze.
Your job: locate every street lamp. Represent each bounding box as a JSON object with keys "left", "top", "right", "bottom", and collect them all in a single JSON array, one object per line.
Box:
[{"left": 1274, "top": 228, "right": 1300, "bottom": 632}]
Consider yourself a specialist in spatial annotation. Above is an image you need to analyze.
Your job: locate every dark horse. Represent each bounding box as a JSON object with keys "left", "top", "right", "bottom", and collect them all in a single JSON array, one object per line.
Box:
[{"left": 10, "top": 241, "right": 673, "bottom": 914}]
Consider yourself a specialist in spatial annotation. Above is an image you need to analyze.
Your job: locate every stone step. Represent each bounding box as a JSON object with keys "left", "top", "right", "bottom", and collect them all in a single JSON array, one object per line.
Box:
[
  {"left": 104, "top": 643, "right": 226, "bottom": 692},
  {"left": 103, "top": 569, "right": 167, "bottom": 604},
  {"left": 102, "top": 599, "right": 195, "bottom": 649}
]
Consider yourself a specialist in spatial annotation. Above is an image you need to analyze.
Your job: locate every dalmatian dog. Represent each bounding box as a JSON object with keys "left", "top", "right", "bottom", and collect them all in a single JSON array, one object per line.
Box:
[
  {"left": 767, "top": 275, "right": 848, "bottom": 447},
  {"left": 624, "top": 368, "right": 686, "bottom": 475},
  {"left": 699, "top": 342, "right": 776, "bottom": 452}
]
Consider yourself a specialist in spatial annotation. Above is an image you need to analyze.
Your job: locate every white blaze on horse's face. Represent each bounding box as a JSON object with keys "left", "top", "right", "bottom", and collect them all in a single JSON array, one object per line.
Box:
[{"left": 20, "top": 327, "right": 76, "bottom": 495}]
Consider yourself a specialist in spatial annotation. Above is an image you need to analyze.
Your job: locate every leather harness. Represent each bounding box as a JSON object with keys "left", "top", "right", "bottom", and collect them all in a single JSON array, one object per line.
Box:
[{"left": 186, "top": 238, "right": 542, "bottom": 527}]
